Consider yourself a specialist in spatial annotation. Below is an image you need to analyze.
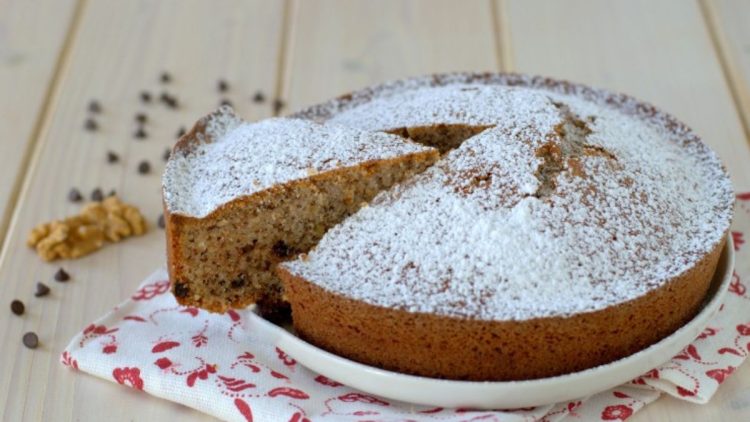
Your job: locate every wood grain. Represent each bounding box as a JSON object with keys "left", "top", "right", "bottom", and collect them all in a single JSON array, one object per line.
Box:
[
  {"left": 0, "top": 0, "right": 82, "bottom": 245},
  {"left": 701, "top": 0, "right": 750, "bottom": 142},
  {"left": 282, "top": 0, "right": 499, "bottom": 111},
  {"left": 0, "top": 0, "right": 284, "bottom": 420},
  {"left": 499, "top": 0, "right": 750, "bottom": 420}
]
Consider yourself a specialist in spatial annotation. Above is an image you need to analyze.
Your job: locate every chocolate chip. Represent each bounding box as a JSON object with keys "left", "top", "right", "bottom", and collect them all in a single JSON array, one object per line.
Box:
[
  {"left": 54, "top": 268, "right": 70, "bottom": 282},
  {"left": 160, "top": 72, "right": 171, "bottom": 83},
  {"left": 108, "top": 189, "right": 117, "bottom": 197},
  {"left": 23, "top": 332, "right": 39, "bottom": 349},
  {"left": 134, "top": 126, "right": 147, "bottom": 139},
  {"left": 135, "top": 113, "right": 148, "bottom": 124},
  {"left": 174, "top": 283, "right": 189, "bottom": 298},
  {"left": 10, "top": 300, "right": 24, "bottom": 316},
  {"left": 90, "top": 188, "right": 104, "bottom": 202},
  {"left": 88, "top": 100, "right": 102, "bottom": 113},
  {"left": 106, "top": 150, "right": 120, "bottom": 163},
  {"left": 137, "top": 160, "right": 151, "bottom": 174},
  {"left": 220, "top": 98, "right": 232, "bottom": 107},
  {"left": 140, "top": 91, "right": 152, "bottom": 103},
  {"left": 157, "top": 213, "right": 165, "bottom": 229},
  {"left": 162, "top": 148, "right": 171, "bottom": 162},
  {"left": 84, "top": 118, "right": 98, "bottom": 131},
  {"left": 68, "top": 188, "right": 83, "bottom": 203},
  {"left": 252, "top": 91, "right": 265, "bottom": 103},
  {"left": 160, "top": 92, "right": 178, "bottom": 108},
  {"left": 34, "top": 282, "right": 50, "bottom": 297},
  {"left": 272, "top": 98, "right": 285, "bottom": 114},
  {"left": 218, "top": 79, "right": 229, "bottom": 92},
  {"left": 272, "top": 240, "right": 292, "bottom": 258},
  {"left": 176, "top": 127, "right": 186, "bottom": 138}
]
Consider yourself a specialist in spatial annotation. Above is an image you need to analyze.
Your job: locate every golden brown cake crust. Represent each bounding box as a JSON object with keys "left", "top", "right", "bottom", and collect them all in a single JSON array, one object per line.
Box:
[{"left": 277, "top": 234, "right": 727, "bottom": 381}]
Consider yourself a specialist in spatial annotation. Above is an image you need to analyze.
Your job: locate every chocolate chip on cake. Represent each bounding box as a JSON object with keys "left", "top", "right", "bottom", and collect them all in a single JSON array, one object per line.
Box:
[
  {"left": 272, "top": 98, "right": 285, "bottom": 114},
  {"left": 176, "top": 127, "right": 186, "bottom": 138},
  {"left": 90, "top": 187, "right": 104, "bottom": 202},
  {"left": 108, "top": 189, "right": 117, "bottom": 197},
  {"left": 272, "top": 240, "right": 292, "bottom": 258},
  {"left": 88, "top": 100, "right": 102, "bottom": 114},
  {"left": 252, "top": 91, "right": 265, "bottom": 103},
  {"left": 10, "top": 300, "right": 24, "bottom": 316},
  {"left": 106, "top": 150, "right": 120, "bottom": 163},
  {"left": 22, "top": 332, "right": 38, "bottom": 349},
  {"left": 162, "top": 148, "right": 171, "bottom": 162},
  {"left": 54, "top": 268, "right": 70, "bottom": 282},
  {"left": 140, "top": 91, "right": 152, "bottom": 103},
  {"left": 160, "top": 71, "right": 171, "bottom": 83},
  {"left": 68, "top": 188, "right": 83, "bottom": 203},
  {"left": 84, "top": 118, "right": 98, "bottom": 131},
  {"left": 34, "top": 282, "right": 50, "bottom": 297},
  {"left": 157, "top": 213, "right": 165, "bottom": 229},
  {"left": 220, "top": 98, "right": 232, "bottom": 107},
  {"left": 135, "top": 113, "right": 148, "bottom": 124},
  {"left": 217, "top": 79, "right": 229, "bottom": 92},
  {"left": 137, "top": 160, "right": 151, "bottom": 175},
  {"left": 174, "top": 283, "right": 189, "bottom": 298}
]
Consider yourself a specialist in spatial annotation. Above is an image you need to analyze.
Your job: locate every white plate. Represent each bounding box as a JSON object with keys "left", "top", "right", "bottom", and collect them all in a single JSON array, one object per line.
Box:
[{"left": 251, "top": 238, "right": 734, "bottom": 409}]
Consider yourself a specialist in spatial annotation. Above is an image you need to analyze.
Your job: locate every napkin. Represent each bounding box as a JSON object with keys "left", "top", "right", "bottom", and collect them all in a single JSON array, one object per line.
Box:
[{"left": 62, "top": 194, "right": 750, "bottom": 421}]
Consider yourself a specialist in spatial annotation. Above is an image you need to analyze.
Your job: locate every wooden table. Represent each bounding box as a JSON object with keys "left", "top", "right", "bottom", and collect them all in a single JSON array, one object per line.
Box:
[{"left": 1, "top": 0, "right": 749, "bottom": 420}]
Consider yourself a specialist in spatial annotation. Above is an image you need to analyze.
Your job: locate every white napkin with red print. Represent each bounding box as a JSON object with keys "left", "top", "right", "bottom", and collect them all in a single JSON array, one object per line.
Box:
[{"left": 62, "top": 194, "right": 750, "bottom": 422}]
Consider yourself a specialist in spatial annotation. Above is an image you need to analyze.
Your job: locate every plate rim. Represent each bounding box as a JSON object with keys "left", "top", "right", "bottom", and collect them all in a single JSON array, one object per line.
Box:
[{"left": 250, "top": 236, "right": 735, "bottom": 408}]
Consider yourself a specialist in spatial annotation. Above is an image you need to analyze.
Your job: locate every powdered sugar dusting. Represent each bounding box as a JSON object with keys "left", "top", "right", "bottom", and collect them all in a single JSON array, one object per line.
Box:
[
  {"left": 328, "top": 84, "right": 540, "bottom": 131},
  {"left": 162, "top": 107, "right": 432, "bottom": 218},
  {"left": 283, "top": 75, "right": 734, "bottom": 321}
]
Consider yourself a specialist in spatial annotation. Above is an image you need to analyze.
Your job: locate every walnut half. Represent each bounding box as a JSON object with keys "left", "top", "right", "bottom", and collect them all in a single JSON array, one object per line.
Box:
[{"left": 27, "top": 196, "right": 147, "bottom": 261}]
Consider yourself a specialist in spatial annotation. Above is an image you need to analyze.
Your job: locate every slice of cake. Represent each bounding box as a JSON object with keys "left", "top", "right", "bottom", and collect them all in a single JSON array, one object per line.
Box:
[{"left": 162, "top": 107, "right": 438, "bottom": 313}]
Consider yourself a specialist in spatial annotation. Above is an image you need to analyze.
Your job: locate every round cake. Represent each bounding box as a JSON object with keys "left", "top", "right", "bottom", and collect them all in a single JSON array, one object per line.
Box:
[{"left": 277, "top": 73, "right": 735, "bottom": 381}]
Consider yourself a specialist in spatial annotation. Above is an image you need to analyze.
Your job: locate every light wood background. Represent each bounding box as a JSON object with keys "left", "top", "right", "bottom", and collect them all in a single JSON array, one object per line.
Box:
[{"left": 0, "top": 0, "right": 748, "bottom": 420}]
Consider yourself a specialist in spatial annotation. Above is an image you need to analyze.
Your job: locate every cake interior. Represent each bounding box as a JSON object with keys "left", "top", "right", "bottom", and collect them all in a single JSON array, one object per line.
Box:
[
  {"left": 387, "top": 124, "right": 492, "bottom": 153},
  {"left": 169, "top": 153, "right": 439, "bottom": 313}
]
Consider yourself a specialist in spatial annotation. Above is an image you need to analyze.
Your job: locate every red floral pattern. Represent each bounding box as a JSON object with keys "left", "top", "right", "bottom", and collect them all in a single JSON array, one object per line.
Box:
[
  {"left": 601, "top": 404, "right": 633, "bottom": 420},
  {"left": 112, "top": 367, "right": 144, "bottom": 390},
  {"left": 132, "top": 280, "right": 170, "bottom": 301}
]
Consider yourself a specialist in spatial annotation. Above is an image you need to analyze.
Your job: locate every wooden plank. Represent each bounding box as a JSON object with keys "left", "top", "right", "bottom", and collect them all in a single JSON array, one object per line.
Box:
[
  {"left": 282, "top": 0, "right": 500, "bottom": 112},
  {"left": 498, "top": 0, "right": 750, "bottom": 421},
  {"left": 0, "top": 0, "right": 284, "bottom": 420},
  {"left": 702, "top": 0, "right": 750, "bottom": 143},
  {"left": 0, "top": 0, "right": 81, "bottom": 243}
]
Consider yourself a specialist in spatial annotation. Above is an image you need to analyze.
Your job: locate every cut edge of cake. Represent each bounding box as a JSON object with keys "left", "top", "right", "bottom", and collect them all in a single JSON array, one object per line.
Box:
[{"left": 162, "top": 107, "right": 442, "bottom": 313}]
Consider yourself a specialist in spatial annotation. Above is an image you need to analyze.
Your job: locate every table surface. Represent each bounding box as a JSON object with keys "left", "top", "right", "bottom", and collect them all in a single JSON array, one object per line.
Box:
[{"left": 1, "top": 0, "right": 749, "bottom": 420}]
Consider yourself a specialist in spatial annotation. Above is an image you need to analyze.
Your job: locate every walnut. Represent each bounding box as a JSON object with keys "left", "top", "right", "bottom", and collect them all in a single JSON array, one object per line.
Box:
[{"left": 27, "top": 196, "right": 147, "bottom": 261}]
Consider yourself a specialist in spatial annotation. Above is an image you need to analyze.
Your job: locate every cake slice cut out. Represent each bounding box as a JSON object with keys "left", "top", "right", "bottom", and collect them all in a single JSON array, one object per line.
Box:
[{"left": 162, "top": 107, "right": 439, "bottom": 313}]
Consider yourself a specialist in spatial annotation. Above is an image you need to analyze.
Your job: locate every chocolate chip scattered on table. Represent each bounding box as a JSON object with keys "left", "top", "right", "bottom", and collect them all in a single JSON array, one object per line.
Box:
[
  {"left": 34, "top": 282, "right": 50, "bottom": 297},
  {"left": 54, "top": 268, "right": 70, "bottom": 282},
  {"left": 68, "top": 188, "right": 83, "bottom": 203},
  {"left": 10, "top": 300, "right": 24, "bottom": 316},
  {"left": 22, "top": 332, "right": 38, "bottom": 349}
]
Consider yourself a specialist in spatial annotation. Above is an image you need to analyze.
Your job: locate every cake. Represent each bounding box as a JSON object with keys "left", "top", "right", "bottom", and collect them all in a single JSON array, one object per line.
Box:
[
  {"left": 162, "top": 107, "right": 438, "bottom": 312},
  {"left": 277, "top": 73, "right": 735, "bottom": 381}
]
